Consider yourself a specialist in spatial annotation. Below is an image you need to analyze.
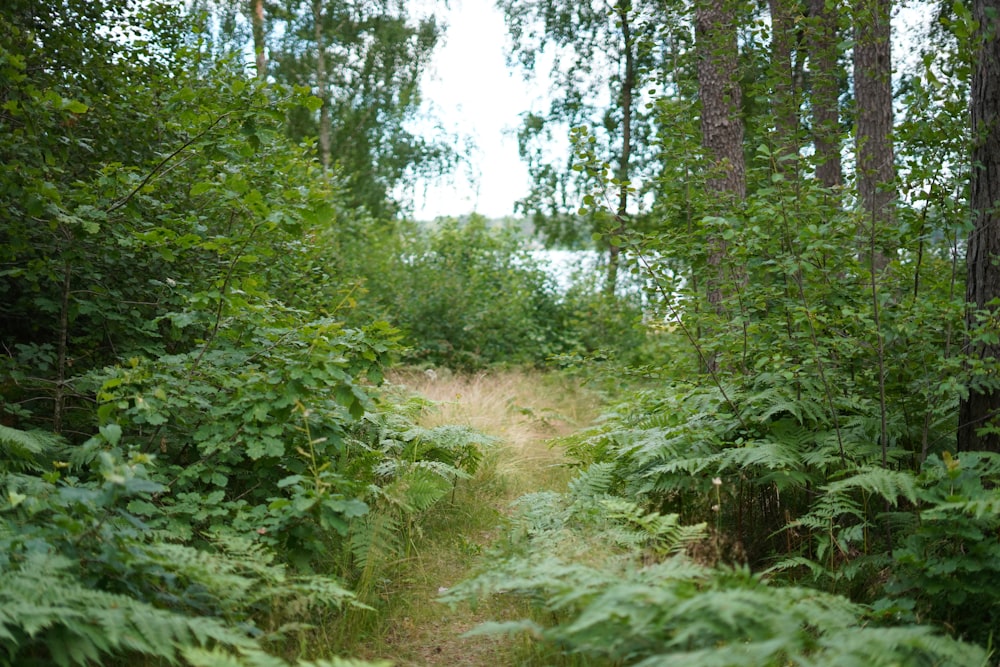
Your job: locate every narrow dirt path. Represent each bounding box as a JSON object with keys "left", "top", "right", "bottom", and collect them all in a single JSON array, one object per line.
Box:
[{"left": 354, "top": 369, "right": 599, "bottom": 666}]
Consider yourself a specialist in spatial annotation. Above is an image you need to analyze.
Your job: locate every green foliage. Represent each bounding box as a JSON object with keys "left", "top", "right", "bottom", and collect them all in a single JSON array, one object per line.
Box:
[
  {"left": 0, "top": 1, "right": 497, "bottom": 663},
  {"left": 183, "top": 648, "right": 391, "bottom": 667},
  {"left": 364, "top": 216, "right": 571, "bottom": 368},
  {"left": 0, "top": 553, "right": 252, "bottom": 667},
  {"left": 0, "top": 434, "right": 284, "bottom": 666},
  {"left": 343, "top": 404, "right": 495, "bottom": 597},
  {"left": 259, "top": 0, "right": 453, "bottom": 217},
  {"left": 88, "top": 312, "right": 397, "bottom": 557},
  {"left": 885, "top": 452, "right": 1000, "bottom": 643},
  {"left": 500, "top": 0, "right": 670, "bottom": 251},
  {"left": 446, "top": 466, "right": 987, "bottom": 667}
]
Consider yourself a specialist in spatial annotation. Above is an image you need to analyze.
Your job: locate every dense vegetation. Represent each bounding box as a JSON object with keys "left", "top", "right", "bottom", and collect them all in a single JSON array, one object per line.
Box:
[{"left": 2, "top": 0, "right": 999, "bottom": 665}]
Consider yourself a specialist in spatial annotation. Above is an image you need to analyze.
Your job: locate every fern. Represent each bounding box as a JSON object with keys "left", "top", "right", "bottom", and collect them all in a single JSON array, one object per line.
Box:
[
  {"left": 449, "top": 551, "right": 988, "bottom": 667},
  {"left": 0, "top": 424, "right": 64, "bottom": 473},
  {"left": 183, "top": 646, "right": 392, "bottom": 667},
  {"left": 348, "top": 510, "right": 401, "bottom": 573},
  {"left": 567, "top": 462, "right": 617, "bottom": 501},
  {"left": 600, "top": 497, "right": 707, "bottom": 555},
  {"left": 0, "top": 553, "right": 254, "bottom": 666},
  {"left": 823, "top": 466, "right": 919, "bottom": 508}
]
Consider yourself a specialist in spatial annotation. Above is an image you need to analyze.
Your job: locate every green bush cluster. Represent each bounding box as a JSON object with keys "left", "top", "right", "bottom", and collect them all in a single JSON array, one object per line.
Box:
[
  {"left": 0, "top": 2, "right": 491, "bottom": 664},
  {"left": 360, "top": 215, "right": 650, "bottom": 369}
]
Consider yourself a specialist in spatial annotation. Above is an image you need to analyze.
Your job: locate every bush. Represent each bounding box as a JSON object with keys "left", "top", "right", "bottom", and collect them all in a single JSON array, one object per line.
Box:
[{"left": 368, "top": 216, "right": 570, "bottom": 369}]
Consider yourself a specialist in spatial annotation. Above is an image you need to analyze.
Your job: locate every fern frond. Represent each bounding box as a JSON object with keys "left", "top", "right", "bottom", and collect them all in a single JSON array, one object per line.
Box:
[
  {"left": 183, "top": 647, "right": 393, "bottom": 667},
  {"left": 600, "top": 498, "right": 706, "bottom": 555},
  {"left": 394, "top": 466, "right": 452, "bottom": 512},
  {"left": 824, "top": 466, "right": 918, "bottom": 507},
  {"left": 348, "top": 510, "right": 401, "bottom": 575},
  {"left": 0, "top": 553, "right": 254, "bottom": 666},
  {"left": 0, "top": 424, "right": 64, "bottom": 472},
  {"left": 568, "top": 463, "right": 617, "bottom": 501},
  {"left": 410, "top": 458, "right": 471, "bottom": 483}
]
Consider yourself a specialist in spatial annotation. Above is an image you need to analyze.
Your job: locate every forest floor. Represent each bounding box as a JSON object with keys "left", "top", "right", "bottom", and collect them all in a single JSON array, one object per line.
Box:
[{"left": 350, "top": 369, "right": 602, "bottom": 666}]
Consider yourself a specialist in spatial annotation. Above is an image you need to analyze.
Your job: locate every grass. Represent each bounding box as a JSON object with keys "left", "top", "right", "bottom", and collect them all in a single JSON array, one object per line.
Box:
[{"left": 337, "top": 367, "right": 603, "bottom": 666}]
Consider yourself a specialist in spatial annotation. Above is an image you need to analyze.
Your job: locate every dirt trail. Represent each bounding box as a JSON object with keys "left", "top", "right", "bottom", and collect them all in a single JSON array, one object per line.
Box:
[{"left": 357, "top": 370, "right": 598, "bottom": 666}]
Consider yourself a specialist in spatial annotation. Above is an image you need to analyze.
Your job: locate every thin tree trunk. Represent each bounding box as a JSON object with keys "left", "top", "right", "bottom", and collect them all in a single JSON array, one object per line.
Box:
[
  {"left": 959, "top": 0, "right": 1000, "bottom": 452},
  {"left": 769, "top": 0, "right": 799, "bottom": 172},
  {"left": 251, "top": 0, "right": 266, "bottom": 80},
  {"left": 312, "top": 0, "right": 332, "bottom": 173},
  {"left": 808, "top": 0, "right": 843, "bottom": 187},
  {"left": 54, "top": 262, "right": 71, "bottom": 435},
  {"left": 606, "top": 3, "right": 636, "bottom": 296}
]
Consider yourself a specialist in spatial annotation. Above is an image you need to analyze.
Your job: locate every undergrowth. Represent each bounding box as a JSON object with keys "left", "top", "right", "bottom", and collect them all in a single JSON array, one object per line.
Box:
[
  {"left": 443, "top": 463, "right": 991, "bottom": 667},
  {"left": 338, "top": 368, "right": 602, "bottom": 665}
]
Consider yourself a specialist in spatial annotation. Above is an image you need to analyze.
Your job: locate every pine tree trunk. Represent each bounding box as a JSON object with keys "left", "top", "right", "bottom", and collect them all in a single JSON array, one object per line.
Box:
[
  {"left": 853, "top": 0, "right": 894, "bottom": 248},
  {"left": 959, "top": 0, "right": 1000, "bottom": 451},
  {"left": 696, "top": 0, "right": 746, "bottom": 202},
  {"left": 695, "top": 0, "right": 745, "bottom": 372},
  {"left": 808, "top": 0, "right": 843, "bottom": 187}
]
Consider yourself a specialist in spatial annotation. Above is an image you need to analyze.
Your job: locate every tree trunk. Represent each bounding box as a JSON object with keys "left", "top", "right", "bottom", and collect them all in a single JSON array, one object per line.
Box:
[
  {"left": 606, "top": 2, "right": 636, "bottom": 296},
  {"left": 808, "top": 0, "right": 843, "bottom": 187},
  {"left": 312, "top": 0, "right": 332, "bottom": 173},
  {"left": 959, "top": 0, "right": 1000, "bottom": 452},
  {"left": 769, "top": 0, "right": 799, "bottom": 172},
  {"left": 695, "top": 0, "right": 745, "bottom": 372},
  {"left": 251, "top": 0, "right": 266, "bottom": 80},
  {"left": 696, "top": 0, "right": 746, "bottom": 202},
  {"left": 853, "top": 0, "right": 894, "bottom": 250},
  {"left": 54, "top": 261, "right": 71, "bottom": 435}
]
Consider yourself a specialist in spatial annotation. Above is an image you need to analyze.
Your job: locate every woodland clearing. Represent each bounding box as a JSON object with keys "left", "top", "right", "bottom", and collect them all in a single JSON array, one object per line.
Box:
[{"left": 350, "top": 369, "right": 601, "bottom": 666}]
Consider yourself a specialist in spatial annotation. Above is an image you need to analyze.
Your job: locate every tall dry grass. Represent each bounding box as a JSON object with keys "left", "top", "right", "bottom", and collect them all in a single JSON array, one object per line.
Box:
[
  {"left": 342, "top": 368, "right": 602, "bottom": 666},
  {"left": 387, "top": 367, "right": 601, "bottom": 496}
]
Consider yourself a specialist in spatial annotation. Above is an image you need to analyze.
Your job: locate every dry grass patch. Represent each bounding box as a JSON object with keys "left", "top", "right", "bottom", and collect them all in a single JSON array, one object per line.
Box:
[
  {"left": 387, "top": 368, "right": 600, "bottom": 496},
  {"left": 344, "top": 368, "right": 601, "bottom": 665}
]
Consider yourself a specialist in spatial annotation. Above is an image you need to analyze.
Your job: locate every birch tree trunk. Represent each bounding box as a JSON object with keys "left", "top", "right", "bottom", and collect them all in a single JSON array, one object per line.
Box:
[
  {"left": 312, "top": 0, "right": 331, "bottom": 173},
  {"left": 606, "top": 2, "right": 636, "bottom": 296}
]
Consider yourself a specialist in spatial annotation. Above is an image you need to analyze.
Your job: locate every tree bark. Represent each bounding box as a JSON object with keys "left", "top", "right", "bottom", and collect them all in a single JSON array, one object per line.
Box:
[
  {"left": 853, "top": 0, "right": 894, "bottom": 244},
  {"left": 696, "top": 0, "right": 746, "bottom": 203},
  {"left": 606, "top": 2, "right": 635, "bottom": 296},
  {"left": 251, "top": 0, "right": 266, "bottom": 80},
  {"left": 312, "top": 0, "right": 332, "bottom": 173},
  {"left": 808, "top": 0, "right": 843, "bottom": 187},
  {"left": 696, "top": 0, "right": 745, "bottom": 372},
  {"left": 959, "top": 0, "right": 1000, "bottom": 451}
]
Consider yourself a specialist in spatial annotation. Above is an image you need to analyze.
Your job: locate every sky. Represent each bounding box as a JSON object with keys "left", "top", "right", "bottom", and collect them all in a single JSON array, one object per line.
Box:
[
  {"left": 407, "top": 0, "right": 546, "bottom": 221},
  {"left": 405, "top": 0, "right": 931, "bottom": 222}
]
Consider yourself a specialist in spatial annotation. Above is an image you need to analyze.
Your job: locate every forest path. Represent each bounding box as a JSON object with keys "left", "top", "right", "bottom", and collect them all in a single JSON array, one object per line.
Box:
[{"left": 354, "top": 369, "right": 600, "bottom": 666}]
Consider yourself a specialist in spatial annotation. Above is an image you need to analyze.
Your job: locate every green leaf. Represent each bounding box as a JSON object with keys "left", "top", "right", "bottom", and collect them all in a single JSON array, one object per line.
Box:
[
  {"left": 190, "top": 182, "right": 214, "bottom": 196},
  {"left": 100, "top": 423, "right": 122, "bottom": 446},
  {"left": 64, "top": 99, "right": 88, "bottom": 114}
]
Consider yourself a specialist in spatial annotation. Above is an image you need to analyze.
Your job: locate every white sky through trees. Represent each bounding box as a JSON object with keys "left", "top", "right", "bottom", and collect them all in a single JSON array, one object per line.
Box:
[
  {"left": 408, "top": 0, "right": 550, "bottom": 221},
  {"left": 405, "top": 0, "right": 929, "bottom": 222}
]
